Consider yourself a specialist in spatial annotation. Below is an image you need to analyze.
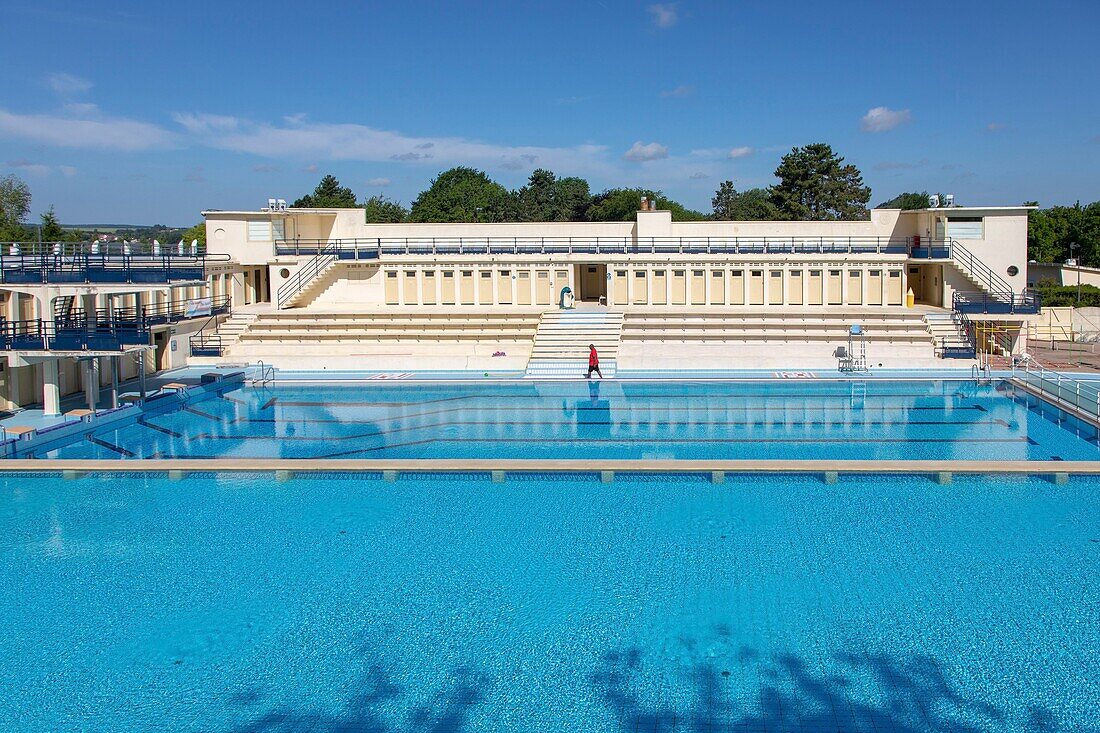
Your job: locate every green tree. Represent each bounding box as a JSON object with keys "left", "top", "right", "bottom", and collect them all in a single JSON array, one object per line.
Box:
[
  {"left": 182, "top": 222, "right": 206, "bottom": 246},
  {"left": 0, "top": 174, "right": 31, "bottom": 239},
  {"left": 877, "top": 191, "right": 931, "bottom": 210},
  {"left": 39, "top": 205, "right": 64, "bottom": 240},
  {"left": 587, "top": 188, "right": 707, "bottom": 222},
  {"left": 409, "top": 167, "right": 512, "bottom": 222},
  {"left": 512, "top": 169, "right": 592, "bottom": 221},
  {"left": 711, "top": 182, "right": 779, "bottom": 220},
  {"left": 362, "top": 195, "right": 409, "bottom": 223},
  {"left": 770, "top": 143, "right": 871, "bottom": 220},
  {"left": 1025, "top": 202, "right": 1100, "bottom": 265},
  {"left": 292, "top": 174, "right": 358, "bottom": 208}
]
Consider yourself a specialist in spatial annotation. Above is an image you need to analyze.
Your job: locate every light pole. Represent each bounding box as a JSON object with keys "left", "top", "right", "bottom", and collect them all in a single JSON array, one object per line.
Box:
[{"left": 1070, "top": 242, "right": 1081, "bottom": 304}]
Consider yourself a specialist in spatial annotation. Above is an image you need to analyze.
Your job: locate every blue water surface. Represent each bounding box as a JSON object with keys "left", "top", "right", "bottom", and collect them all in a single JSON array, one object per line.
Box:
[
  {"left": 25, "top": 379, "right": 1100, "bottom": 461},
  {"left": 0, "top": 471, "right": 1098, "bottom": 732}
]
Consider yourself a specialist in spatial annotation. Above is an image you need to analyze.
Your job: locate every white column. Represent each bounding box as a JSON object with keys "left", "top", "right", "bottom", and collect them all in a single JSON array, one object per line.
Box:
[
  {"left": 42, "top": 359, "right": 61, "bottom": 416},
  {"left": 83, "top": 359, "right": 99, "bottom": 410}
]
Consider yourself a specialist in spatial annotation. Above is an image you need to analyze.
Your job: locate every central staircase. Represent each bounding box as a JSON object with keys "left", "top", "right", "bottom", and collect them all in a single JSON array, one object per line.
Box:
[
  {"left": 524, "top": 310, "right": 624, "bottom": 378},
  {"left": 924, "top": 312, "right": 975, "bottom": 358}
]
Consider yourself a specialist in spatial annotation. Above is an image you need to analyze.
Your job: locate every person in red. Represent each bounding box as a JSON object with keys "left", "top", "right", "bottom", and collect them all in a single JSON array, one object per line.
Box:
[{"left": 587, "top": 343, "right": 603, "bottom": 379}]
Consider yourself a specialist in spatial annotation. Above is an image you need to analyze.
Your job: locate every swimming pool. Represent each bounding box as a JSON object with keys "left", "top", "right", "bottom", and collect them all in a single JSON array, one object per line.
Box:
[
  {"left": 0, "top": 471, "right": 1096, "bottom": 732},
  {"left": 20, "top": 379, "right": 1100, "bottom": 461}
]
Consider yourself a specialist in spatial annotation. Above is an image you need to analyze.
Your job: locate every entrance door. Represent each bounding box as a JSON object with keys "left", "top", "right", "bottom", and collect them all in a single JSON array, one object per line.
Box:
[
  {"left": 575, "top": 264, "right": 607, "bottom": 301},
  {"left": 867, "top": 269, "right": 883, "bottom": 306},
  {"left": 497, "top": 270, "right": 513, "bottom": 305},
  {"left": 887, "top": 269, "right": 903, "bottom": 305},
  {"left": 768, "top": 270, "right": 784, "bottom": 305},
  {"left": 633, "top": 270, "right": 648, "bottom": 304},
  {"left": 153, "top": 331, "right": 169, "bottom": 371},
  {"left": 535, "top": 270, "right": 552, "bottom": 305},
  {"left": 613, "top": 269, "right": 629, "bottom": 306},
  {"left": 652, "top": 269, "right": 668, "bottom": 305},
  {"left": 807, "top": 269, "right": 823, "bottom": 305},
  {"left": 516, "top": 271, "right": 532, "bottom": 305},
  {"left": 671, "top": 269, "right": 687, "bottom": 305},
  {"left": 421, "top": 270, "right": 437, "bottom": 305},
  {"left": 709, "top": 270, "right": 725, "bottom": 304},
  {"left": 827, "top": 269, "right": 842, "bottom": 305},
  {"left": 460, "top": 270, "right": 475, "bottom": 304},
  {"left": 730, "top": 270, "right": 745, "bottom": 305},
  {"left": 788, "top": 269, "right": 804, "bottom": 305},
  {"left": 847, "top": 270, "right": 863, "bottom": 305},
  {"left": 402, "top": 270, "right": 418, "bottom": 304},
  {"left": 478, "top": 271, "right": 494, "bottom": 304},
  {"left": 440, "top": 270, "right": 456, "bottom": 305},
  {"left": 748, "top": 270, "right": 764, "bottom": 305},
  {"left": 384, "top": 270, "right": 399, "bottom": 304}
]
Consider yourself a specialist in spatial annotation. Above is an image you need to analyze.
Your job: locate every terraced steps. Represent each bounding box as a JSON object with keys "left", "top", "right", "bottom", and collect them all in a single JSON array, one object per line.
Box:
[{"left": 525, "top": 310, "right": 624, "bottom": 379}]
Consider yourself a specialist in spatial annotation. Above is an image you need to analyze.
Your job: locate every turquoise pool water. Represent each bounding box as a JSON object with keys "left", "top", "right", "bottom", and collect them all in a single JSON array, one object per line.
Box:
[
  {"left": 23, "top": 379, "right": 1100, "bottom": 461},
  {"left": 0, "top": 471, "right": 1097, "bottom": 731}
]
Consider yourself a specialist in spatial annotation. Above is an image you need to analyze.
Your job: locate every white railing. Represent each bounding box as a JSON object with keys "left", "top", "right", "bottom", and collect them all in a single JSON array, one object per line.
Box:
[{"left": 1012, "top": 358, "right": 1100, "bottom": 421}]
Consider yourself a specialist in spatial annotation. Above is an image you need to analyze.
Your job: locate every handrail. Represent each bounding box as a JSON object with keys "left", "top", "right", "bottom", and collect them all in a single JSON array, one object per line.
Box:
[
  {"left": 273, "top": 235, "right": 940, "bottom": 258},
  {"left": 952, "top": 290, "right": 1040, "bottom": 315},
  {"left": 251, "top": 360, "right": 276, "bottom": 387},
  {"left": 276, "top": 245, "right": 337, "bottom": 308},
  {"left": 0, "top": 251, "right": 229, "bottom": 285},
  {"left": 1013, "top": 358, "right": 1100, "bottom": 422},
  {"left": 947, "top": 239, "right": 1013, "bottom": 294}
]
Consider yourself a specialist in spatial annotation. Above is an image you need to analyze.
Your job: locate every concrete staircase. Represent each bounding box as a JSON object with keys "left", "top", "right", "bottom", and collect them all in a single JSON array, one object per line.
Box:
[
  {"left": 207, "top": 312, "right": 260, "bottom": 356},
  {"left": 524, "top": 310, "right": 624, "bottom": 378},
  {"left": 924, "top": 312, "right": 975, "bottom": 358},
  {"left": 277, "top": 249, "right": 340, "bottom": 309}
]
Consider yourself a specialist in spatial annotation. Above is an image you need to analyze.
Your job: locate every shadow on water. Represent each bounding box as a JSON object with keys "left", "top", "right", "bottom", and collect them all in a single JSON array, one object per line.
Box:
[
  {"left": 592, "top": 645, "right": 1096, "bottom": 733},
  {"left": 228, "top": 663, "right": 487, "bottom": 733}
]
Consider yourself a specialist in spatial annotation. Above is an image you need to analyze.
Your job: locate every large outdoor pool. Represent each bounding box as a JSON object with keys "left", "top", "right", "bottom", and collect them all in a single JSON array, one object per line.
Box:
[
  {"left": 19, "top": 379, "right": 1100, "bottom": 461},
  {"left": 0, "top": 471, "right": 1097, "bottom": 732}
]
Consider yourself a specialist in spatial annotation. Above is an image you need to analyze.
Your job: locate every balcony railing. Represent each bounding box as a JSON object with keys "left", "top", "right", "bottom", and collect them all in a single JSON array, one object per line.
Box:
[
  {"left": 0, "top": 251, "right": 229, "bottom": 285},
  {"left": 0, "top": 318, "right": 149, "bottom": 352},
  {"left": 141, "top": 295, "right": 231, "bottom": 326},
  {"left": 274, "top": 236, "right": 934, "bottom": 258},
  {"left": 952, "top": 290, "right": 1041, "bottom": 315}
]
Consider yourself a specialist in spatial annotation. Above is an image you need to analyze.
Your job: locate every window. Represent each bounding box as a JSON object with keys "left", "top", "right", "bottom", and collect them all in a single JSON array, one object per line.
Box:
[
  {"left": 461, "top": 270, "right": 473, "bottom": 277},
  {"left": 889, "top": 271, "right": 901, "bottom": 278},
  {"left": 247, "top": 221, "right": 270, "bottom": 241},
  {"left": 386, "top": 271, "right": 397, "bottom": 278},
  {"left": 616, "top": 270, "right": 627, "bottom": 277},
  {"left": 481, "top": 271, "right": 492, "bottom": 278},
  {"left": 654, "top": 270, "right": 666, "bottom": 276},
  {"left": 751, "top": 270, "right": 763, "bottom": 277},
  {"left": 829, "top": 269, "right": 841, "bottom": 276},
  {"left": 424, "top": 270, "right": 435, "bottom": 277},
  {"left": 731, "top": 270, "right": 743, "bottom": 276},
  {"left": 443, "top": 271, "right": 454, "bottom": 278},
  {"left": 673, "top": 270, "right": 685, "bottom": 276},
  {"left": 635, "top": 271, "right": 646, "bottom": 278},
  {"left": 1007, "top": 265, "right": 1019, "bottom": 276},
  {"left": 770, "top": 271, "right": 782, "bottom": 278},
  {"left": 587, "top": 266, "right": 597, "bottom": 273},
  {"left": 791, "top": 270, "right": 802, "bottom": 276},
  {"left": 810, "top": 270, "right": 821, "bottom": 277},
  {"left": 870, "top": 270, "right": 881, "bottom": 276},
  {"left": 272, "top": 219, "right": 285, "bottom": 241},
  {"left": 711, "top": 271, "right": 722, "bottom": 278},
  {"left": 943, "top": 216, "right": 984, "bottom": 240}
]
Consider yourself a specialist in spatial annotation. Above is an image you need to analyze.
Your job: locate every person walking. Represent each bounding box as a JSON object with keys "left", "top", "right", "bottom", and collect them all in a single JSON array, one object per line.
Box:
[{"left": 587, "top": 343, "right": 603, "bottom": 379}]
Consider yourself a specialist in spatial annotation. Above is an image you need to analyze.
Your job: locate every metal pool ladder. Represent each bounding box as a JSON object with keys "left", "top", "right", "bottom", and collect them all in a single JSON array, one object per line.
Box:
[{"left": 251, "top": 360, "right": 276, "bottom": 388}]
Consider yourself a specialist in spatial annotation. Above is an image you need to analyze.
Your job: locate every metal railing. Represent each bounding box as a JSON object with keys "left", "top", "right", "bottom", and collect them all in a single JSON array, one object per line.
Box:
[
  {"left": 0, "top": 251, "right": 229, "bottom": 285},
  {"left": 189, "top": 331, "right": 225, "bottom": 357},
  {"left": 1013, "top": 358, "right": 1100, "bottom": 422},
  {"left": 141, "top": 295, "right": 231, "bottom": 326},
  {"left": 3, "top": 240, "right": 208, "bottom": 257},
  {"left": 0, "top": 318, "right": 149, "bottom": 351},
  {"left": 947, "top": 239, "right": 1013, "bottom": 293},
  {"left": 936, "top": 309, "right": 977, "bottom": 359},
  {"left": 274, "top": 236, "right": 931, "bottom": 258},
  {"left": 276, "top": 244, "right": 337, "bottom": 308},
  {"left": 952, "top": 290, "right": 1041, "bottom": 315}
]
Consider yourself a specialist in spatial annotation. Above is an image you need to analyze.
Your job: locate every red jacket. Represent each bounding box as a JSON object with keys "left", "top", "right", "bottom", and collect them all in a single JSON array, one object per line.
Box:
[{"left": 589, "top": 347, "right": 599, "bottom": 367}]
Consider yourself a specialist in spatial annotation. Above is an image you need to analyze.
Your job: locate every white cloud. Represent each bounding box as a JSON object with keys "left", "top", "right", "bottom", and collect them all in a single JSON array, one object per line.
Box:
[
  {"left": 860, "top": 106, "right": 912, "bottom": 133},
  {"left": 874, "top": 159, "right": 927, "bottom": 171},
  {"left": 46, "top": 72, "right": 92, "bottom": 96},
  {"left": 727, "top": 146, "right": 753, "bottom": 159},
  {"left": 0, "top": 108, "right": 173, "bottom": 151},
  {"left": 366, "top": 177, "right": 391, "bottom": 186},
  {"left": 660, "top": 85, "right": 694, "bottom": 98},
  {"left": 59, "top": 165, "right": 78, "bottom": 177},
  {"left": 251, "top": 164, "right": 279, "bottom": 173},
  {"left": 647, "top": 3, "right": 678, "bottom": 28},
  {"left": 624, "top": 141, "right": 669, "bottom": 162},
  {"left": 689, "top": 172, "right": 708, "bottom": 180},
  {"left": 6, "top": 159, "right": 51, "bottom": 177},
  {"left": 986, "top": 122, "right": 1006, "bottom": 132},
  {"left": 303, "top": 164, "right": 319, "bottom": 173}
]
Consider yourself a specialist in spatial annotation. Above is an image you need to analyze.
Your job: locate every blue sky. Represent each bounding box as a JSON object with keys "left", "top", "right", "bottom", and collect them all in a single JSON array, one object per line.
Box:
[{"left": 1, "top": 0, "right": 1097, "bottom": 225}]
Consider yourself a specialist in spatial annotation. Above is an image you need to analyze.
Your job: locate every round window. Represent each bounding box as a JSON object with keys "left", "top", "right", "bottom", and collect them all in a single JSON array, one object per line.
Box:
[
  {"left": 279, "top": 268, "right": 291, "bottom": 279},
  {"left": 1007, "top": 265, "right": 1019, "bottom": 277},
  {"left": 214, "top": 228, "right": 226, "bottom": 241}
]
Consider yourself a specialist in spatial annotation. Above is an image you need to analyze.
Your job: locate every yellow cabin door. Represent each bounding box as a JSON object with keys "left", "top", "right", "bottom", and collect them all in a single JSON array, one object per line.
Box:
[
  {"left": 807, "top": 270, "right": 823, "bottom": 305},
  {"left": 422, "top": 271, "right": 437, "bottom": 304},
  {"left": 887, "top": 270, "right": 903, "bottom": 305},
  {"left": 709, "top": 270, "right": 725, "bottom": 305},
  {"left": 748, "top": 270, "right": 764, "bottom": 305},
  {"left": 827, "top": 269, "right": 842, "bottom": 305},
  {"left": 652, "top": 270, "right": 668, "bottom": 305},
  {"left": 613, "top": 269, "right": 629, "bottom": 306},
  {"left": 729, "top": 270, "right": 745, "bottom": 305},
  {"left": 768, "top": 270, "right": 784, "bottom": 305},
  {"left": 384, "top": 270, "right": 399, "bottom": 304},
  {"left": 671, "top": 269, "right": 687, "bottom": 305},
  {"left": 440, "top": 270, "right": 456, "bottom": 304},
  {"left": 517, "top": 271, "right": 532, "bottom": 305},
  {"left": 460, "top": 270, "right": 475, "bottom": 304},
  {"left": 867, "top": 269, "right": 883, "bottom": 306},
  {"left": 847, "top": 270, "right": 863, "bottom": 305},
  {"left": 690, "top": 270, "right": 706, "bottom": 305},
  {"left": 633, "top": 271, "right": 648, "bottom": 304},
  {"left": 788, "top": 269, "right": 804, "bottom": 305},
  {"left": 402, "top": 270, "right": 418, "bottom": 304},
  {"left": 497, "top": 270, "right": 513, "bottom": 304},
  {"left": 478, "top": 271, "right": 494, "bottom": 304},
  {"left": 535, "top": 270, "right": 551, "bottom": 305}
]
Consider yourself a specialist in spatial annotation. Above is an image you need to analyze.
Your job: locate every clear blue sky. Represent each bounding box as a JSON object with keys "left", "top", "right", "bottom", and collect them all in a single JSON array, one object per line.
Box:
[{"left": 1, "top": 0, "right": 1097, "bottom": 225}]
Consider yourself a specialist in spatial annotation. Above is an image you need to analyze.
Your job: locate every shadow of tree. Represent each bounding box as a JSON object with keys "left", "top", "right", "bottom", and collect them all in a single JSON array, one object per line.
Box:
[
  {"left": 592, "top": 645, "right": 1096, "bottom": 733},
  {"left": 228, "top": 663, "right": 487, "bottom": 733}
]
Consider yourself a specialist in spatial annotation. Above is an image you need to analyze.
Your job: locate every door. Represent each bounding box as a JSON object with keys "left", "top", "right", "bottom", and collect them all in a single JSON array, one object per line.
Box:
[
  {"left": 402, "top": 270, "right": 418, "bottom": 304},
  {"left": 709, "top": 270, "right": 725, "bottom": 305},
  {"left": 807, "top": 270, "right": 823, "bottom": 305},
  {"left": 827, "top": 269, "right": 842, "bottom": 305},
  {"left": 788, "top": 269, "right": 804, "bottom": 305},
  {"left": 671, "top": 269, "right": 687, "bottom": 305},
  {"left": 516, "top": 271, "right": 532, "bottom": 305},
  {"left": 440, "top": 270, "right": 456, "bottom": 305},
  {"left": 847, "top": 270, "right": 863, "bottom": 305},
  {"left": 535, "top": 270, "right": 552, "bottom": 305},
  {"left": 460, "top": 270, "right": 475, "bottom": 304},
  {"left": 748, "top": 270, "right": 764, "bottom": 305},
  {"left": 887, "top": 269, "right": 903, "bottom": 305},
  {"left": 652, "top": 270, "right": 667, "bottom": 305},
  {"left": 768, "top": 270, "right": 784, "bottom": 305},
  {"left": 384, "top": 270, "right": 399, "bottom": 305},
  {"left": 497, "top": 270, "right": 512, "bottom": 304},
  {"left": 867, "top": 269, "right": 883, "bottom": 306},
  {"left": 478, "top": 270, "right": 494, "bottom": 304},
  {"left": 613, "top": 269, "right": 629, "bottom": 306},
  {"left": 729, "top": 270, "right": 745, "bottom": 305},
  {"left": 633, "top": 270, "right": 648, "bottom": 304},
  {"left": 421, "top": 270, "right": 437, "bottom": 305}
]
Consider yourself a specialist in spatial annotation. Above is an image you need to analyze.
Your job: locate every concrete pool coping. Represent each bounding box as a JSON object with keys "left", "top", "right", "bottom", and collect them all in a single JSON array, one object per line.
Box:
[{"left": 2, "top": 459, "right": 1098, "bottom": 481}]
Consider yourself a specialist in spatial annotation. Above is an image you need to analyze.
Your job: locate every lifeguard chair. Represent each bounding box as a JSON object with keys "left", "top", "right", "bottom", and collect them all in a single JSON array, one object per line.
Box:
[{"left": 837, "top": 324, "right": 867, "bottom": 372}]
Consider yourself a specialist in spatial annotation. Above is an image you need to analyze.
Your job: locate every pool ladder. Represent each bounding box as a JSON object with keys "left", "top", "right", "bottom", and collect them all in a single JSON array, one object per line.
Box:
[
  {"left": 251, "top": 360, "right": 276, "bottom": 388},
  {"left": 972, "top": 361, "right": 992, "bottom": 386}
]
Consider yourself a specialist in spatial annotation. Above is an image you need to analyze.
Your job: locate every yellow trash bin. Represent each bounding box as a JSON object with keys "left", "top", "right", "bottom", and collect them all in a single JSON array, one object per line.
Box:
[{"left": 905, "top": 288, "right": 915, "bottom": 308}]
